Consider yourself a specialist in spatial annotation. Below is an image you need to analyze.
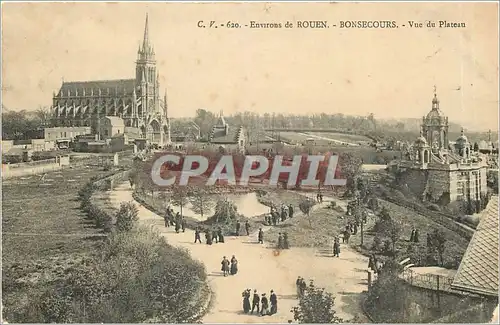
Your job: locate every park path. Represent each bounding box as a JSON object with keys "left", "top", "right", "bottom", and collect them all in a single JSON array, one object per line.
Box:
[{"left": 109, "top": 183, "right": 370, "bottom": 323}]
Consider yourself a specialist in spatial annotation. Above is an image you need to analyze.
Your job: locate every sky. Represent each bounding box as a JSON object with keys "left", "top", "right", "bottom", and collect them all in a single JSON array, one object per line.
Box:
[{"left": 2, "top": 2, "right": 499, "bottom": 131}]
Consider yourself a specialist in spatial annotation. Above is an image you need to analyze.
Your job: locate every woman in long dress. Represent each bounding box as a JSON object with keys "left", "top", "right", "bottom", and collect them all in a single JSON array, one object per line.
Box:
[
  {"left": 230, "top": 255, "right": 238, "bottom": 275},
  {"left": 242, "top": 289, "right": 251, "bottom": 313}
]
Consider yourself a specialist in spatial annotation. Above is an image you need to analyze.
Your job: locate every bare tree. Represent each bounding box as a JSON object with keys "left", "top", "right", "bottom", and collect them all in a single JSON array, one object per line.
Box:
[
  {"left": 171, "top": 186, "right": 189, "bottom": 217},
  {"left": 189, "top": 188, "right": 216, "bottom": 218}
]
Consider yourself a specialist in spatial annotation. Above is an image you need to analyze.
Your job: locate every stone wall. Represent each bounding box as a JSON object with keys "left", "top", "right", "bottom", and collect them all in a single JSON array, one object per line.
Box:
[
  {"left": 426, "top": 169, "right": 451, "bottom": 203},
  {"left": 399, "top": 169, "right": 428, "bottom": 199}
]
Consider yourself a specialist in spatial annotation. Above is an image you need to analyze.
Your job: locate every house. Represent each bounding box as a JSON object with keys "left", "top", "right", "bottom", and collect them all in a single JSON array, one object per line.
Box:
[
  {"left": 451, "top": 196, "right": 499, "bottom": 297},
  {"left": 208, "top": 111, "right": 245, "bottom": 152},
  {"left": 99, "top": 116, "right": 125, "bottom": 139}
]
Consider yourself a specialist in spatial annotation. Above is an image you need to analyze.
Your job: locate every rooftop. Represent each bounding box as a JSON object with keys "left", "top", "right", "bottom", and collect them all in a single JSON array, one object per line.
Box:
[{"left": 451, "top": 197, "right": 499, "bottom": 297}]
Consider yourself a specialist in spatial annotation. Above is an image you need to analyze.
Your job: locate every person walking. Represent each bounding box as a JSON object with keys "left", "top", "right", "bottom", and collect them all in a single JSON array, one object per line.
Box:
[
  {"left": 260, "top": 293, "right": 269, "bottom": 316},
  {"left": 258, "top": 228, "right": 264, "bottom": 244},
  {"left": 333, "top": 237, "right": 340, "bottom": 257},
  {"left": 288, "top": 204, "right": 294, "bottom": 218},
  {"left": 181, "top": 218, "right": 186, "bottom": 233},
  {"left": 270, "top": 290, "right": 278, "bottom": 315},
  {"left": 245, "top": 220, "right": 250, "bottom": 236},
  {"left": 221, "top": 256, "right": 230, "bottom": 277},
  {"left": 236, "top": 221, "right": 241, "bottom": 236},
  {"left": 218, "top": 227, "right": 225, "bottom": 243},
  {"left": 194, "top": 228, "right": 202, "bottom": 243},
  {"left": 230, "top": 255, "right": 238, "bottom": 275},
  {"left": 283, "top": 232, "right": 289, "bottom": 249},
  {"left": 251, "top": 289, "right": 260, "bottom": 314},
  {"left": 242, "top": 289, "right": 251, "bottom": 313},
  {"left": 277, "top": 233, "right": 284, "bottom": 249}
]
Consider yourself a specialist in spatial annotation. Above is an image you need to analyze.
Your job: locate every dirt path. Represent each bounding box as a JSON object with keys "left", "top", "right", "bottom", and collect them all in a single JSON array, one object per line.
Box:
[{"left": 110, "top": 183, "right": 370, "bottom": 323}]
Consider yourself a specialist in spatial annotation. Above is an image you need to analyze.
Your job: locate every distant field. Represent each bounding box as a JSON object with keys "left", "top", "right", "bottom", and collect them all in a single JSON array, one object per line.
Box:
[{"left": 306, "top": 132, "right": 371, "bottom": 143}]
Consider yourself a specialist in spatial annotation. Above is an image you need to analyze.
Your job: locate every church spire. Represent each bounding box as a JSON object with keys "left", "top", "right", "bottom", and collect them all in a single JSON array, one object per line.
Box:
[{"left": 142, "top": 13, "right": 150, "bottom": 52}]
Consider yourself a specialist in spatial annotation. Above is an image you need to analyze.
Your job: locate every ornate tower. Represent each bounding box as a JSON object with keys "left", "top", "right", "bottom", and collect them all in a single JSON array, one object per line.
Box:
[
  {"left": 422, "top": 86, "right": 449, "bottom": 153},
  {"left": 135, "top": 13, "right": 159, "bottom": 121}
]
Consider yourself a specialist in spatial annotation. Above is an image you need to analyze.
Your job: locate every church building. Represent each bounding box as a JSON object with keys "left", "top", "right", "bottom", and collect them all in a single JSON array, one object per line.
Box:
[
  {"left": 391, "top": 88, "right": 488, "bottom": 212},
  {"left": 50, "top": 14, "right": 170, "bottom": 146}
]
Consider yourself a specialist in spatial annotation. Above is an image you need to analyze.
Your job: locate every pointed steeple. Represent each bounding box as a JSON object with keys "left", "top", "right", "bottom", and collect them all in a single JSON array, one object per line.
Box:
[{"left": 142, "top": 13, "right": 150, "bottom": 52}]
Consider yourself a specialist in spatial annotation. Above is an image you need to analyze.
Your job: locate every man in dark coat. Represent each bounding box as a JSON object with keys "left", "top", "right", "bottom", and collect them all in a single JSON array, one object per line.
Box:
[
  {"left": 260, "top": 293, "right": 269, "bottom": 316},
  {"left": 281, "top": 208, "right": 287, "bottom": 222},
  {"left": 288, "top": 204, "right": 294, "bottom": 218},
  {"left": 194, "top": 227, "right": 202, "bottom": 243},
  {"left": 413, "top": 228, "right": 420, "bottom": 243},
  {"left": 212, "top": 229, "right": 219, "bottom": 243},
  {"left": 236, "top": 221, "right": 241, "bottom": 236},
  {"left": 410, "top": 228, "right": 415, "bottom": 242},
  {"left": 270, "top": 290, "right": 278, "bottom": 315},
  {"left": 245, "top": 220, "right": 251, "bottom": 235},
  {"left": 283, "top": 232, "right": 289, "bottom": 249},
  {"left": 218, "top": 227, "right": 225, "bottom": 243},
  {"left": 277, "top": 233, "right": 284, "bottom": 249},
  {"left": 221, "top": 256, "right": 230, "bottom": 277},
  {"left": 258, "top": 228, "right": 264, "bottom": 244},
  {"left": 181, "top": 218, "right": 186, "bottom": 232},
  {"left": 251, "top": 289, "right": 260, "bottom": 314}
]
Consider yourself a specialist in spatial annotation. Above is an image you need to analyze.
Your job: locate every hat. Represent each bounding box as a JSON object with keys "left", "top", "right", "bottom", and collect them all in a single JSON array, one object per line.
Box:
[
  {"left": 262, "top": 293, "right": 266, "bottom": 296},
  {"left": 270, "top": 290, "right": 274, "bottom": 293},
  {"left": 254, "top": 289, "right": 257, "bottom": 293}
]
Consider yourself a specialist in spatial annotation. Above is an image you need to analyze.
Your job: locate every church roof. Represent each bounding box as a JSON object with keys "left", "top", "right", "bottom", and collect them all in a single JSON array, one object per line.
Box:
[
  {"left": 58, "top": 79, "right": 136, "bottom": 97},
  {"left": 101, "top": 116, "right": 125, "bottom": 126},
  {"left": 452, "top": 197, "right": 499, "bottom": 297},
  {"left": 211, "top": 126, "right": 242, "bottom": 144},
  {"left": 426, "top": 108, "right": 445, "bottom": 119}
]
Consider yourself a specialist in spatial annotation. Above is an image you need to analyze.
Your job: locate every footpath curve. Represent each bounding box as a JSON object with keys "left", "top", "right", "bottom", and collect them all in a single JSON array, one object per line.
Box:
[{"left": 109, "top": 182, "right": 370, "bottom": 323}]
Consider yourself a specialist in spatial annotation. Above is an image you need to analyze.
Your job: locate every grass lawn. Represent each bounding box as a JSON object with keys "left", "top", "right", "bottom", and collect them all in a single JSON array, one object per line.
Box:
[
  {"left": 265, "top": 205, "right": 350, "bottom": 248},
  {"left": 374, "top": 200, "right": 469, "bottom": 267},
  {"left": 2, "top": 166, "right": 115, "bottom": 320}
]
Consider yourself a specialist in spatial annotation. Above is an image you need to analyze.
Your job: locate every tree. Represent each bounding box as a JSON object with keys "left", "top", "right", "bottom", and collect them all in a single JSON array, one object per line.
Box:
[
  {"left": 387, "top": 219, "right": 402, "bottom": 253},
  {"left": 189, "top": 188, "right": 215, "bottom": 218},
  {"left": 337, "top": 153, "right": 363, "bottom": 197},
  {"left": 429, "top": 229, "right": 447, "bottom": 266},
  {"left": 170, "top": 186, "right": 189, "bottom": 217},
  {"left": 115, "top": 201, "right": 139, "bottom": 232},
  {"left": 299, "top": 199, "right": 315, "bottom": 227},
  {"left": 291, "top": 280, "right": 344, "bottom": 323},
  {"left": 211, "top": 198, "right": 238, "bottom": 223}
]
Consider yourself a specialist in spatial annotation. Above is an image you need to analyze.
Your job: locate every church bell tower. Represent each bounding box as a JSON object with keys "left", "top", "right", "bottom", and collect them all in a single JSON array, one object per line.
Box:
[{"left": 135, "top": 14, "right": 159, "bottom": 119}]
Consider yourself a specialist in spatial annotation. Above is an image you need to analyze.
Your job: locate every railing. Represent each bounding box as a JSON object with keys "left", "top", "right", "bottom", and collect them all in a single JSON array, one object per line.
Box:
[{"left": 400, "top": 268, "right": 455, "bottom": 293}]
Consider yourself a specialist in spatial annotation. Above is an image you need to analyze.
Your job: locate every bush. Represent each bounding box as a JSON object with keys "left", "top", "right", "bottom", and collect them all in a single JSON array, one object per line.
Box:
[
  {"left": 27, "top": 226, "right": 208, "bottom": 323},
  {"left": 115, "top": 202, "right": 139, "bottom": 232},
  {"left": 426, "top": 203, "right": 441, "bottom": 211},
  {"left": 291, "top": 280, "right": 344, "bottom": 323}
]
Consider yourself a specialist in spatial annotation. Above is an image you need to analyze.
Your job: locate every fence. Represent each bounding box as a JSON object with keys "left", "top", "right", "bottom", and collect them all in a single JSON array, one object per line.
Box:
[
  {"left": 5, "top": 157, "right": 58, "bottom": 169},
  {"left": 400, "top": 267, "right": 455, "bottom": 293}
]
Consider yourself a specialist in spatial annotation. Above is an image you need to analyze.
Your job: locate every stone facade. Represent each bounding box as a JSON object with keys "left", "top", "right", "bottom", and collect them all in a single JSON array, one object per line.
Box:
[
  {"left": 393, "top": 89, "right": 488, "bottom": 210},
  {"left": 51, "top": 14, "right": 171, "bottom": 146}
]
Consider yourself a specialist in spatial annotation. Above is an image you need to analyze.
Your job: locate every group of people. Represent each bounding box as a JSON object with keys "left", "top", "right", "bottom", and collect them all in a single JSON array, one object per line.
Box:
[
  {"left": 235, "top": 220, "right": 251, "bottom": 236},
  {"left": 295, "top": 277, "right": 307, "bottom": 298},
  {"left": 277, "top": 232, "right": 290, "bottom": 249},
  {"left": 265, "top": 204, "right": 294, "bottom": 226},
  {"left": 221, "top": 255, "right": 238, "bottom": 276},
  {"left": 164, "top": 207, "right": 186, "bottom": 233},
  {"left": 242, "top": 289, "right": 278, "bottom": 316},
  {"left": 195, "top": 227, "right": 225, "bottom": 245}
]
